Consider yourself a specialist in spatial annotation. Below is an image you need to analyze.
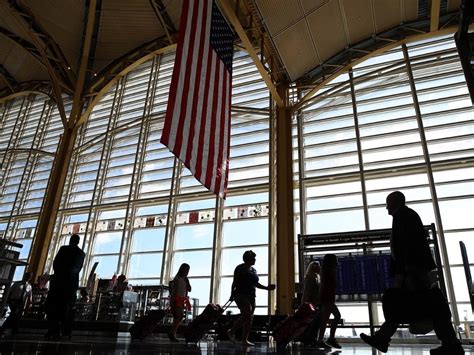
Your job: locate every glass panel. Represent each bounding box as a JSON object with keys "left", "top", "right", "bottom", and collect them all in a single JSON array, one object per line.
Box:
[
  {"left": 444, "top": 231, "right": 474, "bottom": 264},
  {"left": 174, "top": 224, "right": 214, "bottom": 250},
  {"left": 90, "top": 255, "right": 119, "bottom": 279},
  {"left": 307, "top": 210, "right": 366, "bottom": 234},
  {"left": 222, "top": 219, "right": 268, "bottom": 247},
  {"left": 128, "top": 253, "right": 162, "bottom": 278},
  {"left": 131, "top": 228, "right": 165, "bottom": 252},
  {"left": 92, "top": 232, "right": 122, "bottom": 254},
  {"left": 188, "top": 277, "right": 210, "bottom": 307},
  {"left": 172, "top": 250, "right": 213, "bottom": 277},
  {"left": 450, "top": 266, "right": 472, "bottom": 303},
  {"left": 15, "top": 239, "right": 32, "bottom": 260},
  {"left": 438, "top": 199, "right": 474, "bottom": 230}
]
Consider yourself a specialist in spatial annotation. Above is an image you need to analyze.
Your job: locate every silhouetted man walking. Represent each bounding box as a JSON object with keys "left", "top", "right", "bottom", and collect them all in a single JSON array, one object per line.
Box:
[
  {"left": 360, "top": 191, "right": 463, "bottom": 355},
  {"left": 45, "top": 234, "right": 85, "bottom": 339}
]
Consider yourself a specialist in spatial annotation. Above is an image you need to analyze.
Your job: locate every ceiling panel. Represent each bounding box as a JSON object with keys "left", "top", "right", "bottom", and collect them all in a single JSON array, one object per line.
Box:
[
  {"left": 22, "top": 0, "right": 82, "bottom": 72},
  {"left": 163, "top": 0, "right": 183, "bottom": 29},
  {"left": 0, "top": 37, "right": 15, "bottom": 64},
  {"left": 273, "top": 19, "right": 319, "bottom": 81},
  {"left": 373, "top": 0, "right": 402, "bottom": 33},
  {"left": 95, "top": 0, "right": 164, "bottom": 73},
  {"left": 306, "top": 0, "right": 348, "bottom": 63},
  {"left": 342, "top": 0, "right": 374, "bottom": 44},
  {"left": 403, "top": 0, "right": 418, "bottom": 22},
  {"left": 2, "top": 43, "right": 48, "bottom": 82},
  {"left": 255, "top": 0, "right": 304, "bottom": 36},
  {"left": 0, "top": 2, "right": 34, "bottom": 42},
  {"left": 300, "top": 0, "right": 330, "bottom": 13}
]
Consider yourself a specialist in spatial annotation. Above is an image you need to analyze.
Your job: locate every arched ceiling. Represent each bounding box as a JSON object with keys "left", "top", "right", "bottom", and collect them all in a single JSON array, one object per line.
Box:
[
  {"left": 255, "top": 0, "right": 460, "bottom": 81},
  {"left": 0, "top": 0, "right": 463, "bottom": 100}
]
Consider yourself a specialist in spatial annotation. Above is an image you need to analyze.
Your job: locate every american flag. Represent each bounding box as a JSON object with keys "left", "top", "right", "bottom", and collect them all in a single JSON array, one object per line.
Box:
[{"left": 161, "top": 0, "right": 234, "bottom": 198}]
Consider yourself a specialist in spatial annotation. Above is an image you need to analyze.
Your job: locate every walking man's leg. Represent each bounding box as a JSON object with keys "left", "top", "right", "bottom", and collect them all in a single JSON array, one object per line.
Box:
[{"left": 429, "top": 292, "right": 464, "bottom": 355}]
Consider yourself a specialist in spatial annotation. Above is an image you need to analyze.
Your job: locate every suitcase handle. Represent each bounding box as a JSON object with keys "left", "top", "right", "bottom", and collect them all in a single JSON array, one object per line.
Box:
[{"left": 221, "top": 299, "right": 232, "bottom": 311}]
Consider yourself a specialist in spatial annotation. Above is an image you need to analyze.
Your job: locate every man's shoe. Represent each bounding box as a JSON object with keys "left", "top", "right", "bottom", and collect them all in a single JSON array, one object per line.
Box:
[
  {"left": 360, "top": 333, "right": 388, "bottom": 353},
  {"left": 326, "top": 337, "right": 341, "bottom": 349},
  {"left": 430, "top": 342, "right": 464, "bottom": 355},
  {"left": 242, "top": 340, "right": 255, "bottom": 346},
  {"left": 314, "top": 340, "right": 332, "bottom": 349},
  {"left": 227, "top": 329, "right": 236, "bottom": 343}
]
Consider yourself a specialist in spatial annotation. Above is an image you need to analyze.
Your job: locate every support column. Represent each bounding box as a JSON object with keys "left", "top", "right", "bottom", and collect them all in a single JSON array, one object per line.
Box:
[
  {"left": 275, "top": 84, "right": 294, "bottom": 314},
  {"left": 28, "top": 124, "right": 79, "bottom": 278},
  {"left": 28, "top": 0, "right": 98, "bottom": 280}
]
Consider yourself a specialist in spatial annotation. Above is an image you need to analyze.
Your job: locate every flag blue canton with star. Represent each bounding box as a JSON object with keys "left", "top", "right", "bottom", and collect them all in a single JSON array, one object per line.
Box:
[{"left": 210, "top": 1, "right": 234, "bottom": 74}]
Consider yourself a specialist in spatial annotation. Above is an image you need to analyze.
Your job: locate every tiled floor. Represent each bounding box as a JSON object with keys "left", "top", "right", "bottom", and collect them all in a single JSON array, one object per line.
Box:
[{"left": 0, "top": 335, "right": 472, "bottom": 354}]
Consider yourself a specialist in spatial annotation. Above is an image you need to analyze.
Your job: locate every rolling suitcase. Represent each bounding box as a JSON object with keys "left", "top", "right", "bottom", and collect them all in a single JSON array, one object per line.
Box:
[
  {"left": 184, "top": 301, "right": 231, "bottom": 343},
  {"left": 294, "top": 307, "right": 322, "bottom": 345},
  {"left": 129, "top": 309, "right": 166, "bottom": 340},
  {"left": 272, "top": 302, "right": 317, "bottom": 348}
]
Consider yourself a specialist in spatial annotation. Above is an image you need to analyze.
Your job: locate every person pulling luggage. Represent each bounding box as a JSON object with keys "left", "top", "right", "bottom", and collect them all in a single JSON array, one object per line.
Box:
[
  {"left": 227, "top": 250, "right": 275, "bottom": 346},
  {"left": 315, "top": 254, "right": 341, "bottom": 349}
]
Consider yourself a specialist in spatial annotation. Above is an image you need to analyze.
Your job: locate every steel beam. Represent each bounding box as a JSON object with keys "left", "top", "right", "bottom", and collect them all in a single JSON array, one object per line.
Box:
[
  {"left": 70, "top": 0, "right": 99, "bottom": 127},
  {"left": 78, "top": 44, "right": 176, "bottom": 127},
  {"left": 78, "top": 0, "right": 102, "bottom": 89},
  {"left": 430, "top": 0, "right": 441, "bottom": 31},
  {"left": 150, "top": 0, "right": 177, "bottom": 45},
  {"left": 274, "top": 84, "right": 294, "bottom": 313},
  {"left": 0, "top": 81, "right": 52, "bottom": 102},
  {"left": 0, "top": 0, "right": 71, "bottom": 125},
  {"left": 402, "top": 43, "right": 460, "bottom": 326},
  {"left": 293, "top": 25, "right": 462, "bottom": 112},
  {"left": 218, "top": 0, "right": 284, "bottom": 107},
  {"left": 27, "top": 126, "right": 79, "bottom": 278},
  {"left": 86, "top": 38, "right": 171, "bottom": 95},
  {"left": 0, "top": 64, "right": 17, "bottom": 93},
  {"left": 0, "top": 26, "right": 45, "bottom": 65},
  {"left": 243, "top": 0, "right": 287, "bottom": 84},
  {"left": 3, "top": 1, "right": 75, "bottom": 88},
  {"left": 28, "top": 0, "right": 100, "bottom": 278}
]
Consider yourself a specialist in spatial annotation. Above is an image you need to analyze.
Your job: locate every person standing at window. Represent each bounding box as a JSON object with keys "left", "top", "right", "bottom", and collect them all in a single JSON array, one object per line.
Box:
[
  {"left": 45, "top": 234, "right": 85, "bottom": 339},
  {"left": 168, "top": 263, "right": 191, "bottom": 342},
  {"left": 227, "top": 250, "right": 276, "bottom": 346}
]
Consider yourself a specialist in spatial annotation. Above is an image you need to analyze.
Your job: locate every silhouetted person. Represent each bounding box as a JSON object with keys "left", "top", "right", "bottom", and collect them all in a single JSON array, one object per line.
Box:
[
  {"left": 0, "top": 272, "right": 33, "bottom": 335},
  {"left": 302, "top": 261, "right": 321, "bottom": 306},
  {"left": 360, "top": 191, "right": 464, "bottom": 355},
  {"left": 316, "top": 254, "right": 341, "bottom": 349},
  {"left": 168, "top": 263, "right": 191, "bottom": 342},
  {"left": 299, "top": 260, "right": 323, "bottom": 345},
  {"left": 227, "top": 250, "right": 275, "bottom": 346},
  {"left": 45, "top": 234, "right": 85, "bottom": 339}
]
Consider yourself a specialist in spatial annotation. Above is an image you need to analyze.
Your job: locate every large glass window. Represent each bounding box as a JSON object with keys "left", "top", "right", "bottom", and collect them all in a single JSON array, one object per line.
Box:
[
  {"left": 299, "top": 34, "right": 474, "bottom": 324},
  {"left": 2, "top": 33, "right": 471, "bottom": 322},
  {"left": 43, "top": 50, "right": 271, "bottom": 314},
  {"left": 0, "top": 95, "right": 62, "bottom": 279}
]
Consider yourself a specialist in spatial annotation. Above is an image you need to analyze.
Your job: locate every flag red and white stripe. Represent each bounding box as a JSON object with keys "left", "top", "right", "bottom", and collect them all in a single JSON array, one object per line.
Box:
[{"left": 161, "top": 0, "right": 234, "bottom": 198}]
